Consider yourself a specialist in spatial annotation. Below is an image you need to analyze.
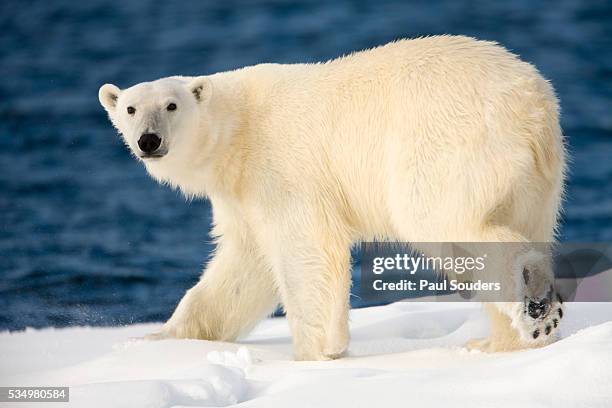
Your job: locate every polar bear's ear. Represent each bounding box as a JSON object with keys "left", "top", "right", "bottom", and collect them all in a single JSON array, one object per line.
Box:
[
  {"left": 98, "top": 83, "right": 121, "bottom": 111},
  {"left": 188, "top": 77, "right": 212, "bottom": 104}
]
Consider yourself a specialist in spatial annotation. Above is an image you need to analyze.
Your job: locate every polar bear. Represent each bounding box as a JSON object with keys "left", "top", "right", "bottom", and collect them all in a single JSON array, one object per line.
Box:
[{"left": 99, "top": 36, "right": 566, "bottom": 360}]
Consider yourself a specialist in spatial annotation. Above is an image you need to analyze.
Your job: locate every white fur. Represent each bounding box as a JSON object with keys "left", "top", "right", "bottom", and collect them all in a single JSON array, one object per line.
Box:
[{"left": 100, "top": 36, "right": 566, "bottom": 360}]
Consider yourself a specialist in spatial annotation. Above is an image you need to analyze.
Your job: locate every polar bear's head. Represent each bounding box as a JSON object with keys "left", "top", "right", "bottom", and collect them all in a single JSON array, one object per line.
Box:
[{"left": 98, "top": 77, "right": 211, "bottom": 162}]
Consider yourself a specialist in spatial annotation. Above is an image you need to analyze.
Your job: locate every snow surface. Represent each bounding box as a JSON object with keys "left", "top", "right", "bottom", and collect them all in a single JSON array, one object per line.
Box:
[{"left": 1, "top": 302, "right": 611, "bottom": 407}]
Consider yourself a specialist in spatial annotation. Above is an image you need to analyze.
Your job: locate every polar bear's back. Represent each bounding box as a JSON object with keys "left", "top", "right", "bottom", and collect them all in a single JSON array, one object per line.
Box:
[
  {"left": 238, "top": 36, "right": 565, "bottom": 241},
  {"left": 250, "top": 36, "right": 559, "bottom": 154},
  {"left": 318, "top": 35, "right": 563, "bottom": 175},
  {"left": 327, "top": 35, "right": 528, "bottom": 75}
]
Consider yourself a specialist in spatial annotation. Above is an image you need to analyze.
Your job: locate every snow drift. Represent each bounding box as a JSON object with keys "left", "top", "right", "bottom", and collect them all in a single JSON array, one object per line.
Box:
[{"left": 1, "top": 302, "right": 611, "bottom": 407}]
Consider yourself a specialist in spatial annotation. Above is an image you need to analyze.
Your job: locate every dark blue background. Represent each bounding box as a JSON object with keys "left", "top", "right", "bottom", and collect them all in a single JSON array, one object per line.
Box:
[{"left": 1, "top": 0, "right": 611, "bottom": 330}]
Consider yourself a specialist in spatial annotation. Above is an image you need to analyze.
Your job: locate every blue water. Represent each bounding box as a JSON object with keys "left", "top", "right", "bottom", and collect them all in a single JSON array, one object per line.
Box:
[{"left": 0, "top": 0, "right": 611, "bottom": 330}]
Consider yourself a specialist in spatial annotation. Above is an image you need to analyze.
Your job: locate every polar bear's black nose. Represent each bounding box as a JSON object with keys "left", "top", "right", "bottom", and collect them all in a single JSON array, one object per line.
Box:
[{"left": 138, "top": 133, "right": 161, "bottom": 154}]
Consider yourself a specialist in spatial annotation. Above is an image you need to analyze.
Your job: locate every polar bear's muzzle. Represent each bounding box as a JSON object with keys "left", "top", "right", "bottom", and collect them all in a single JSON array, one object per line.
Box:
[{"left": 138, "top": 133, "right": 166, "bottom": 158}]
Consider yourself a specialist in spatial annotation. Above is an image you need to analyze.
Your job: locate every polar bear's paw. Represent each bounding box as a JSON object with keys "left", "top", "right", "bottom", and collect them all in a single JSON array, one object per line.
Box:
[
  {"left": 291, "top": 334, "right": 348, "bottom": 361},
  {"left": 464, "top": 337, "right": 492, "bottom": 352},
  {"left": 322, "top": 344, "right": 348, "bottom": 360},
  {"left": 467, "top": 295, "right": 564, "bottom": 353},
  {"left": 517, "top": 287, "right": 564, "bottom": 344},
  {"left": 143, "top": 330, "right": 172, "bottom": 341},
  {"left": 507, "top": 252, "right": 565, "bottom": 347},
  {"left": 467, "top": 269, "right": 564, "bottom": 353}
]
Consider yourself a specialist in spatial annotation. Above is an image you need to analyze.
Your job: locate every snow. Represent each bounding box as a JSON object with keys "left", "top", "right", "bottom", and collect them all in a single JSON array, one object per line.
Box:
[{"left": 1, "top": 302, "right": 611, "bottom": 407}]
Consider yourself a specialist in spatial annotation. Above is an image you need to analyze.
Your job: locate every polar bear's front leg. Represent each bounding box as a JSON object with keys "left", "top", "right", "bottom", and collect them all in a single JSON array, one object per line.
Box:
[
  {"left": 151, "top": 235, "right": 279, "bottom": 341},
  {"left": 266, "top": 233, "right": 352, "bottom": 361}
]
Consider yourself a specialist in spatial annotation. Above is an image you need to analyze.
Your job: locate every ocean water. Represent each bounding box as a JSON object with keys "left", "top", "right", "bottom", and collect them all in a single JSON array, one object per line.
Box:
[{"left": 0, "top": 0, "right": 611, "bottom": 330}]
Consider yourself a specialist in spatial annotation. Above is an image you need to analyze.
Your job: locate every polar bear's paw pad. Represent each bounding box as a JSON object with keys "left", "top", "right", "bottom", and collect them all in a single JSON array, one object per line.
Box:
[{"left": 520, "top": 286, "right": 564, "bottom": 344}]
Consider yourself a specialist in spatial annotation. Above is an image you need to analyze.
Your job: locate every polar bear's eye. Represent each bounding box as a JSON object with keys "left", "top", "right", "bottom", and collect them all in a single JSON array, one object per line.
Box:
[
  {"left": 127, "top": 106, "right": 136, "bottom": 115},
  {"left": 167, "top": 103, "right": 177, "bottom": 111}
]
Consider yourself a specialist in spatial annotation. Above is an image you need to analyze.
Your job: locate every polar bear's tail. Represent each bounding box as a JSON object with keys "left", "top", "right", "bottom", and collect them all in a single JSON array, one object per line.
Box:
[
  {"left": 529, "top": 78, "right": 567, "bottom": 188},
  {"left": 507, "top": 74, "right": 567, "bottom": 242},
  {"left": 528, "top": 77, "right": 567, "bottom": 240}
]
